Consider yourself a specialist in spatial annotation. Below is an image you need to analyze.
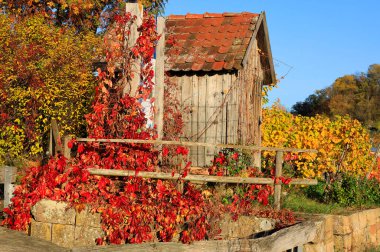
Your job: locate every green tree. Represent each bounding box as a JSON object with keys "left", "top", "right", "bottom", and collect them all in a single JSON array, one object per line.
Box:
[{"left": 291, "top": 88, "right": 331, "bottom": 117}]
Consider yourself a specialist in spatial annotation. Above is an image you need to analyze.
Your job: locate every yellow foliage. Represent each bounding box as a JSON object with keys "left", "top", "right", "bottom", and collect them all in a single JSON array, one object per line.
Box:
[
  {"left": 262, "top": 105, "right": 372, "bottom": 178},
  {"left": 0, "top": 15, "right": 101, "bottom": 164}
]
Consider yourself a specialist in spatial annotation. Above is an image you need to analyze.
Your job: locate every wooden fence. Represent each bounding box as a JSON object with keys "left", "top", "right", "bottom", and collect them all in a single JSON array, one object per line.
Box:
[
  {"left": 70, "top": 137, "right": 318, "bottom": 210},
  {"left": 47, "top": 119, "right": 318, "bottom": 209}
]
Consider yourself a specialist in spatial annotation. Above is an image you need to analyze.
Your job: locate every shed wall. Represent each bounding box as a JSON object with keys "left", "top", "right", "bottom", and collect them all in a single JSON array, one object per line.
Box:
[{"left": 167, "top": 40, "right": 264, "bottom": 167}]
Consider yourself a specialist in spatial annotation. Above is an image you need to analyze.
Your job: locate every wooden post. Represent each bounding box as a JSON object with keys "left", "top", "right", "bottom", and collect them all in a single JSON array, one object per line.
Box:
[
  {"left": 124, "top": 3, "right": 143, "bottom": 96},
  {"left": 63, "top": 135, "right": 73, "bottom": 159},
  {"left": 154, "top": 16, "right": 166, "bottom": 141},
  {"left": 4, "top": 166, "right": 16, "bottom": 208},
  {"left": 253, "top": 150, "right": 261, "bottom": 172},
  {"left": 51, "top": 119, "right": 63, "bottom": 155},
  {"left": 274, "top": 151, "right": 283, "bottom": 210},
  {"left": 48, "top": 125, "right": 53, "bottom": 156}
]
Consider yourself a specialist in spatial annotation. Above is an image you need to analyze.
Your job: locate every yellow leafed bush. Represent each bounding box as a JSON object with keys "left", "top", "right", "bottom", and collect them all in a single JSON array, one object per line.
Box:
[
  {"left": 0, "top": 15, "right": 101, "bottom": 165},
  {"left": 262, "top": 105, "right": 372, "bottom": 178}
]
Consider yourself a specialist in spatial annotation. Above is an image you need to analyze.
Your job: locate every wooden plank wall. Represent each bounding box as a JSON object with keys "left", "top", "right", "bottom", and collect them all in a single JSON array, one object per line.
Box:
[
  {"left": 170, "top": 72, "right": 239, "bottom": 167},
  {"left": 167, "top": 37, "right": 265, "bottom": 168}
]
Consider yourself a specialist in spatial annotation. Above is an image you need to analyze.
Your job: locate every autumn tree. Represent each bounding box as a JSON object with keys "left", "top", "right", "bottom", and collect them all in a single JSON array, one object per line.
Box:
[
  {"left": 0, "top": 14, "right": 101, "bottom": 165},
  {"left": 291, "top": 89, "right": 331, "bottom": 117},
  {"left": 0, "top": 0, "right": 167, "bottom": 32},
  {"left": 291, "top": 64, "right": 380, "bottom": 132}
]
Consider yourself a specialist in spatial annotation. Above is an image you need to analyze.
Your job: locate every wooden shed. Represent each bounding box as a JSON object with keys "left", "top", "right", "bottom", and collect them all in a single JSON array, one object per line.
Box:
[{"left": 162, "top": 12, "right": 276, "bottom": 167}]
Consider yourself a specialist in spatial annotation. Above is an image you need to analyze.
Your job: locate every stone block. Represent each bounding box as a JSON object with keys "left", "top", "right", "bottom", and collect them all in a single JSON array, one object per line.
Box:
[
  {"left": 334, "top": 215, "right": 352, "bottom": 235},
  {"left": 334, "top": 234, "right": 352, "bottom": 251},
  {"left": 75, "top": 208, "right": 101, "bottom": 228},
  {"left": 325, "top": 240, "right": 334, "bottom": 252},
  {"left": 369, "top": 224, "right": 377, "bottom": 246},
  {"left": 74, "top": 226, "right": 103, "bottom": 247},
  {"left": 358, "top": 211, "right": 367, "bottom": 230},
  {"left": 219, "top": 215, "right": 275, "bottom": 239},
  {"left": 310, "top": 220, "right": 326, "bottom": 244},
  {"left": 366, "top": 209, "right": 379, "bottom": 226},
  {"left": 303, "top": 242, "right": 326, "bottom": 252},
  {"left": 323, "top": 215, "right": 334, "bottom": 240},
  {"left": 352, "top": 229, "right": 365, "bottom": 248},
  {"left": 32, "top": 199, "right": 75, "bottom": 225},
  {"left": 30, "top": 220, "right": 52, "bottom": 241},
  {"left": 52, "top": 224, "right": 75, "bottom": 248},
  {"left": 351, "top": 213, "right": 361, "bottom": 232}
]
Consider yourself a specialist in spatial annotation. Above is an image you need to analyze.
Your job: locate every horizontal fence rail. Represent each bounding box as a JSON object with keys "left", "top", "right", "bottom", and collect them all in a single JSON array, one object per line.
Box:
[
  {"left": 87, "top": 168, "right": 318, "bottom": 185},
  {"left": 53, "top": 136, "right": 319, "bottom": 209},
  {"left": 75, "top": 138, "right": 318, "bottom": 154}
]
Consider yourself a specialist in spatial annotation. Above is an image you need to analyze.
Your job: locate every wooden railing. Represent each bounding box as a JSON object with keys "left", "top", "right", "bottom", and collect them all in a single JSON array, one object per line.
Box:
[
  {"left": 48, "top": 118, "right": 318, "bottom": 210},
  {"left": 71, "top": 137, "right": 318, "bottom": 210}
]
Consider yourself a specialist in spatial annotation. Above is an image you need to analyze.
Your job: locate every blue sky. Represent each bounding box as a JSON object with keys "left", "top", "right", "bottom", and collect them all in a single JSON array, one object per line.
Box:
[{"left": 165, "top": 0, "right": 380, "bottom": 109}]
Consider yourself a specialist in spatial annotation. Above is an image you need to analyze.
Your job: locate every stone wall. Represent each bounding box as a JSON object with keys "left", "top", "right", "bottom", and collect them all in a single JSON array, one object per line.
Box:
[
  {"left": 304, "top": 208, "right": 380, "bottom": 251},
  {"left": 29, "top": 199, "right": 380, "bottom": 251},
  {"left": 30, "top": 199, "right": 103, "bottom": 248},
  {"left": 29, "top": 199, "right": 276, "bottom": 248}
]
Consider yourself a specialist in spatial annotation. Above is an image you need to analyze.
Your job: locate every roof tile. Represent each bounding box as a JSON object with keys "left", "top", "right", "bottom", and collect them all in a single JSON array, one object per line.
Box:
[
  {"left": 204, "top": 13, "right": 223, "bottom": 18},
  {"left": 224, "top": 61, "right": 235, "bottom": 70},
  {"left": 192, "top": 62, "right": 204, "bottom": 71},
  {"left": 166, "top": 12, "right": 259, "bottom": 72},
  {"left": 203, "top": 62, "right": 214, "bottom": 71},
  {"left": 186, "top": 14, "right": 204, "bottom": 19},
  {"left": 218, "top": 46, "right": 229, "bottom": 54},
  {"left": 212, "top": 61, "right": 225, "bottom": 71},
  {"left": 215, "top": 53, "right": 227, "bottom": 62}
]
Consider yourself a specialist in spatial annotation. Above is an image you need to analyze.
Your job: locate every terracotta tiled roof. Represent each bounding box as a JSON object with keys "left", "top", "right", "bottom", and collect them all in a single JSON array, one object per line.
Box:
[{"left": 165, "top": 12, "right": 260, "bottom": 72}]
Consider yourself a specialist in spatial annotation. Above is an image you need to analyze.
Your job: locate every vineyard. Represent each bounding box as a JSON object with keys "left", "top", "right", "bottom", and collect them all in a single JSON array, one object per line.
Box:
[{"left": 0, "top": 2, "right": 379, "bottom": 249}]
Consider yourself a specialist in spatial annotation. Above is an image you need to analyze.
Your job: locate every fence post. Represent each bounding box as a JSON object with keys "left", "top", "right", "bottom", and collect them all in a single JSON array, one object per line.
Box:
[
  {"left": 124, "top": 3, "right": 143, "bottom": 96},
  {"left": 154, "top": 16, "right": 166, "bottom": 141},
  {"left": 51, "top": 119, "right": 63, "bottom": 155},
  {"left": 4, "top": 166, "right": 16, "bottom": 208},
  {"left": 274, "top": 151, "right": 283, "bottom": 210},
  {"left": 63, "top": 135, "right": 73, "bottom": 159}
]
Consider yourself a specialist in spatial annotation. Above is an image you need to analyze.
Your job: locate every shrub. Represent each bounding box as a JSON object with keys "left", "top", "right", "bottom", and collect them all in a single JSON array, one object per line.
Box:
[
  {"left": 0, "top": 15, "right": 101, "bottom": 165},
  {"left": 262, "top": 105, "right": 372, "bottom": 178},
  {"left": 306, "top": 173, "right": 380, "bottom": 207}
]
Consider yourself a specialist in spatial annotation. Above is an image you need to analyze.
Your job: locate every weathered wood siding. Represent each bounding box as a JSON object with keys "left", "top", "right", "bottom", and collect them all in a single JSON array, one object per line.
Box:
[
  {"left": 167, "top": 39, "right": 265, "bottom": 167},
  {"left": 168, "top": 72, "right": 239, "bottom": 167},
  {"left": 237, "top": 37, "right": 264, "bottom": 166}
]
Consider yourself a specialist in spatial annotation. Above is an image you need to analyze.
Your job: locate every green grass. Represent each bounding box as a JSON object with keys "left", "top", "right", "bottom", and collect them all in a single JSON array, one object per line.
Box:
[
  {"left": 366, "top": 246, "right": 380, "bottom": 252},
  {"left": 282, "top": 192, "right": 349, "bottom": 215}
]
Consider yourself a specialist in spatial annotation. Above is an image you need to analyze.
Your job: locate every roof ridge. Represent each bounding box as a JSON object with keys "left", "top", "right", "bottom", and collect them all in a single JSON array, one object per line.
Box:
[{"left": 167, "top": 11, "right": 259, "bottom": 20}]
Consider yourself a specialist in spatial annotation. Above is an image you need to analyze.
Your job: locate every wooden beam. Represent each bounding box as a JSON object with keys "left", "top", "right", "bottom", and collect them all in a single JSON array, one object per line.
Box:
[
  {"left": 154, "top": 16, "right": 166, "bottom": 141},
  {"left": 51, "top": 119, "right": 62, "bottom": 155},
  {"left": 124, "top": 3, "right": 143, "bottom": 96},
  {"left": 260, "top": 11, "right": 276, "bottom": 85},
  {"left": 63, "top": 135, "right": 73, "bottom": 159},
  {"left": 274, "top": 151, "right": 283, "bottom": 210},
  {"left": 88, "top": 168, "right": 274, "bottom": 184},
  {"left": 87, "top": 168, "right": 317, "bottom": 185},
  {"left": 242, "top": 14, "right": 263, "bottom": 67},
  {"left": 76, "top": 138, "right": 318, "bottom": 153}
]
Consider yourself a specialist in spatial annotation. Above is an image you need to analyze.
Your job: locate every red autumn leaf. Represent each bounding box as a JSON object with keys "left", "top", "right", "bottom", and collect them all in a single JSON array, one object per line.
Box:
[
  {"left": 162, "top": 147, "right": 169, "bottom": 157},
  {"left": 77, "top": 144, "right": 85, "bottom": 154},
  {"left": 67, "top": 139, "right": 75, "bottom": 149}
]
